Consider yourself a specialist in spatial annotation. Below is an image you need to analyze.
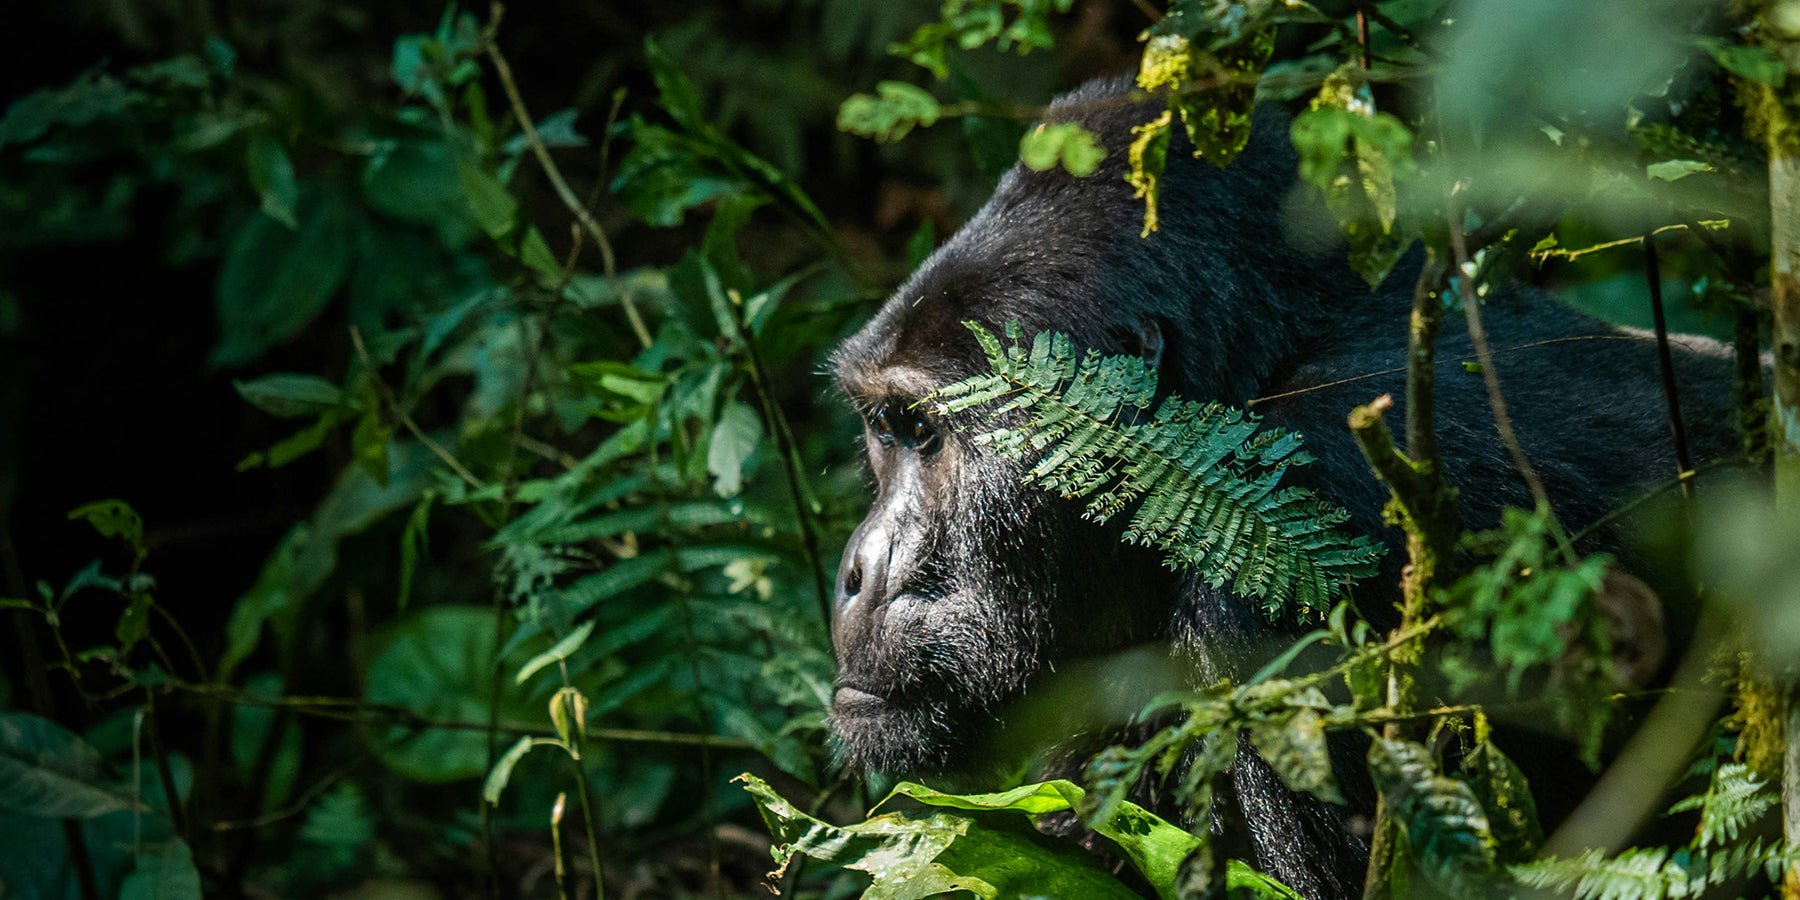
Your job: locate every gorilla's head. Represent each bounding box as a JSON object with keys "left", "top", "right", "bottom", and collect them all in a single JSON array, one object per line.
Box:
[{"left": 824, "top": 79, "right": 1333, "bottom": 776}]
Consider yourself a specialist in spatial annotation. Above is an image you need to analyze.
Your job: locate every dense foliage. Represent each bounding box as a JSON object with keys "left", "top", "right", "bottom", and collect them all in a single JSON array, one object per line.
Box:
[{"left": 2, "top": 0, "right": 1799, "bottom": 899}]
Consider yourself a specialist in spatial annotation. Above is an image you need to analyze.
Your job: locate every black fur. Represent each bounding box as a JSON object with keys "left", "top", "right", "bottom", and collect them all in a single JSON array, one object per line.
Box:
[{"left": 828, "top": 77, "right": 1738, "bottom": 898}]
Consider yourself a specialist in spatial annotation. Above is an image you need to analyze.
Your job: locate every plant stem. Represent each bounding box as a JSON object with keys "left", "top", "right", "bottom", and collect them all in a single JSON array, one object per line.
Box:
[
  {"left": 482, "top": 3, "right": 652, "bottom": 350},
  {"left": 726, "top": 289, "right": 832, "bottom": 624},
  {"left": 1642, "top": 231, "right": 1696, "bottom": 493},
  {"left": 1353, "top": 249, "right": 1459, "bottom": 899}
]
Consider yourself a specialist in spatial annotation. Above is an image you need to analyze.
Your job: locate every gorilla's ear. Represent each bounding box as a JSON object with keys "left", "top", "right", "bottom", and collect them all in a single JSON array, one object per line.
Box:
[
  {"left": 1113, "top": 318, "right": 1165, "bottom": 372},
  {"left": 1597, "top": 568, "right": 1667, "bottom": 689}
]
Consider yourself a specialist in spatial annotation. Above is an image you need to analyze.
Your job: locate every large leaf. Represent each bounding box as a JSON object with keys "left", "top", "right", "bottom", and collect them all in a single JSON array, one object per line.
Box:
[
  {"left": 886, "top": 780, "right": 1199, "bottom": 897},
  {"left": 211, "top": 184, "right": 359, "bottom": 367},
  {"left": 362, "top": 606, "right": 538, "bottom": 782},
  {"left": 118, "top": 840, "right": 201, "bottom": 900},
  {"left": 221, "top": 441, "right": 433, "bottom": 676},
  {"left": 0, "top": 713, "right": 135, "bottom": 819},
  {"left": 740, "top": 774, "right": 1141, "bottom": 899}
]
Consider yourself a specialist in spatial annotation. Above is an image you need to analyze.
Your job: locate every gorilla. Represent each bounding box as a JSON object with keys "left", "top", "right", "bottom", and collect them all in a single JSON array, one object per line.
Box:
[{"left": 827, "top": 77, "right": 1739, "bottom": 897}]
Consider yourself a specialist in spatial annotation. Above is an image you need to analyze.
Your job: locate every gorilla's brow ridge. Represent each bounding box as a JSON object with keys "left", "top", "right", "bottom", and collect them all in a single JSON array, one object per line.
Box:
[{"left": 833, "top": 362, "right": 944, "bottom": 410}]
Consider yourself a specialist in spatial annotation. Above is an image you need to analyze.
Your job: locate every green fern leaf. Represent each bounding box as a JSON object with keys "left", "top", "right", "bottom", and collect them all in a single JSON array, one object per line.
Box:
[{"left": 929, "top": 322, "right": 1383, "bottom": 621}]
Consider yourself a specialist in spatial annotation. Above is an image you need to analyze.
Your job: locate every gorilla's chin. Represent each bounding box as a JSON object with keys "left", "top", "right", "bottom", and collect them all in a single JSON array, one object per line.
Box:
[{"left": 828, "top": 688, "right": 973, "bottom": 776}]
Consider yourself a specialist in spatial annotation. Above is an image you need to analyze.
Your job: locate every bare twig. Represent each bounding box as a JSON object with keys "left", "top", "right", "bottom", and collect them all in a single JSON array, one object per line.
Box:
[
  {"left": 1245, "top": 334, "right": 1648, "bottom": 408},
  {"left": 165, "top": 681, "right": 754, "bottom": 748},
  {"left": 1448, "top": 211, "right": 1552, "bottom": 511},
  {"left": 482, "top": 4, "right": 652, "bottom": 350},
  {"left": 1349, "top": 0, "right": 1429, "bottom": 54},
  {"left": 349, "top": 326, "right": 486, "bottom": 491},
  {"left": 726, "top": 289, "right": 833, "bottom": 625},
  {"left": 1643, "top": 232, "right": 1696, "bottom": 495},
  {"left": 1568, "top": 460, "right": 1738, "bottom": 546}
]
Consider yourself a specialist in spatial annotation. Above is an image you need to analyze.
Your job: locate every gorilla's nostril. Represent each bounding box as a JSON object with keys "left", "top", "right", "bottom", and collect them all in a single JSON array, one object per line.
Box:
[{"left": 845, "top": 562, "right": 864, "bottom": 597}]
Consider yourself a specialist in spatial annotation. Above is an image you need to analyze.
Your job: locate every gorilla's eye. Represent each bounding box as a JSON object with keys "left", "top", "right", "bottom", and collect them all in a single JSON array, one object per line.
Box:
[
  {"left": 870, "top": 407, "right": 895, "bottom": 445},
  {"left": 870, "top": 402, "right": 940, "bottom": 454}
]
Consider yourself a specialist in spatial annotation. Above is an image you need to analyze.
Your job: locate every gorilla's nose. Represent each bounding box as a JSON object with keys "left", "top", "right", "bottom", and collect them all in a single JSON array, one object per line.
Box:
[{"left": 835, "top": 517, "right": 890, "bottom": 613}]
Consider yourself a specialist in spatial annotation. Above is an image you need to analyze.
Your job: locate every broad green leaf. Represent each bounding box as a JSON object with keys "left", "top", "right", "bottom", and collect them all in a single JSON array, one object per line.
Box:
[
  {"left": 457, "top": 162, "right": 517, "bottom": 240},
  {"left": 1645, "top": 159, "right": 1715, "bottom": 182},
  {"left": 1459, "top": 739, "right": 1543, "bottom": 863},
  {"left": 740, "top": 773, "right": 1140, "bottom": 899},
  {"left": 707, "top": 401, "right": 764, "bottom": 497},
  {"left": 885, "top": 779, "right": 1204, "bottom": 898},
  {"left": 361, "top": 139, "right": 480, "bottom": 248},
  {"left": 1248, "top": 707, "right": 1343, "bottom": 804},
  {"left": 245, "top": 131, "right": 298, "bottom": 229},
  {"left": 1289, "top": 68, "right": 1418, "bottom": 286},
  {"left": 1696, "top": 36, "right": 1785, "bottom": 86},
  {"left": 115, "top": 593, "right": 152, "bottom": 652},
  {"left": 0, "top": 712, "right": 135, "bottom": 819},
  {"left": 362, "top": 606, "right": 536, "bottom": 782},
  {"left": 1369, "top": 738, "right": 1496, "bottom": 889},
  {"left": 1226, "top": 860, "right": 1307, "bottom": 899},
  {"left": 233, "top": 374, "right": 347, "bottom": 419},
  {"left": 1138, "top": 30, "right": 1275, "bottom": 169},
  {"left": 118, "top": 840, "right": 201, "bottom": 900},
  {"left": 211, "top": 185, "right": 358, "bottom": 368},
  {"left": 0, "top": 71, "right": 141, "bottom": 149},
  {"left": 1018, "top": 122, "right": 1106, "bottom": 176}
]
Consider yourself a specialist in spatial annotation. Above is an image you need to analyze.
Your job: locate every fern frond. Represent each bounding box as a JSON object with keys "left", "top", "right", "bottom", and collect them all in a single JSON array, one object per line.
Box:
[
  {"left": 1511, "top": 847, "right": 1682, "bottom": 900},
  {"left": 1667, "top": 762, "right": 1778, "bottom": 850},
  {"left": 929, "top": 322, "right": 1384, "bottom": 621}
]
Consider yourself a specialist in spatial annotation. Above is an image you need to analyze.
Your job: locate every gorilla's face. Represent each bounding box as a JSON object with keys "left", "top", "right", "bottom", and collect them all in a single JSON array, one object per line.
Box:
[{"left": 828, "top": 332, "right": 1171, "bottom": 776}]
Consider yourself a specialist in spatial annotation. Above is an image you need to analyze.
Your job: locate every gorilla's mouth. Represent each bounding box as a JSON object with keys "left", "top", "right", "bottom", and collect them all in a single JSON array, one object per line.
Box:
[{"left": 831, "top": 685, "right": 888, "bottom": 718}]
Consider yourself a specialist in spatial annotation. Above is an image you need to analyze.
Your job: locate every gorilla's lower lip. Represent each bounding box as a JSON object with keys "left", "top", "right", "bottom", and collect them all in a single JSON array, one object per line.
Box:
[{"left": 833, "top": 686, "right": 887, "bottom": 712}]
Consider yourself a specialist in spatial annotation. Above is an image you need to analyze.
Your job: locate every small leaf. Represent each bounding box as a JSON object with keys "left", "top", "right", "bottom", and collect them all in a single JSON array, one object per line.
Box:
[
  {"left": 350, "top": 407, "right": 392, "bottom": 486},
  {"left": 707, "top": 401, "right": 765, "bottom": 498},
  {"left": 1696, "top": 36, "right": 1785, "bottom": 86},
  {"left": 116, "top": 593, "right": 153, "bottom": 652},
  {"left": 1249, "top": 707, "right": 1343, "bottom": 803},
  {"left": 836, "top": 81, "right": 941, "bottom": 143},
  {"left": 233, "top": 374, "right": 347, "bottom": 419},
  {"left": 515, "top": 620, "right": 596, "bottom": 685},
  {"left": 246, "top": 131, "right": 299, "bottom": 229},
  {"left": 458, "top": 162, "right": 518, "bottom": 240},
  {"left": 396, "top": 492, "right": 433, "bottom": 612},
  {"left": 1019, "top": 122, "right": 1106, "bottom": 176},
  {"left": 68, "top": 499, "right": 144, "bottom": 550},
  {"left": 1645, "top": 159, "right": 1716, "bottom": 182},
  {"left": 482, "top": 736, "right": 537, "bottom": 805}
]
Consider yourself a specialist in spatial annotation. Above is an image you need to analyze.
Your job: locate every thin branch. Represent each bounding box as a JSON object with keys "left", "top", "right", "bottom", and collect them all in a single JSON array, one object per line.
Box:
[
  {"left": 482, "top": 4, "right": 652, "bottom": 350},
  {"left": 1349, "top": 0, "right": 1429, "bottom": 54},
  {"left": 1643, "top": 231, "right": 1697, "bottom": 494},
  {"left": 1126, "top": 0, "right": 1163, "bottom": 23},
  {"left": 1448, "top": 211, "right": 1552, "bottom": 511},
  {"left": 349, "top": 326, "right": 486, "bottom": 491},
  {"left": 727, "top": 289, "right": 833, "bottom": 625},
  {"left": 165, "top": 682, "right": 755, "bottom": 749},
  {"left": 1246, "top": 334, "right": 1648, "bottom": 408},
  {"left": 1568, "top": 460, "right": 1739, "bottom": 546}
]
